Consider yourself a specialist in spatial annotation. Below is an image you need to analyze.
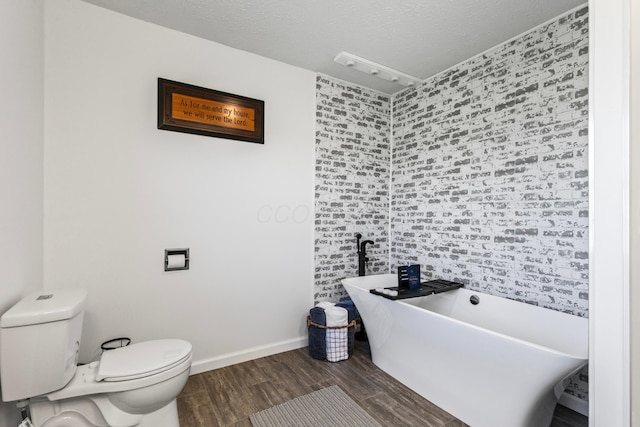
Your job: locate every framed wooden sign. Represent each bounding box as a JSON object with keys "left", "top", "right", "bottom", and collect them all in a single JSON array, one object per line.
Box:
[{"left": 158, "top": 78, "right": 264, "bottom": 144}]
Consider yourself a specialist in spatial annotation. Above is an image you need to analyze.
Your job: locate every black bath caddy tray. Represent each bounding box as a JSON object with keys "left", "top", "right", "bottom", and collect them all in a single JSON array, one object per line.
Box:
[{"left": 370, "top": 279, "right": 464, "bottom": 300}]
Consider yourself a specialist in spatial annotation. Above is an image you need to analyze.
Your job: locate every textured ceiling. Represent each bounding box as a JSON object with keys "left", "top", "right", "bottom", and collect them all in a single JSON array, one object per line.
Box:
[{"left": 80, "top": 0, "right": 585, "bottom": 93}]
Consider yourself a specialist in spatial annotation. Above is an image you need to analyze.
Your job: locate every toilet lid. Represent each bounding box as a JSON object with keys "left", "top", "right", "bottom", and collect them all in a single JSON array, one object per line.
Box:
[{"left": 96, "top": 339, "right": 192, "bottom": 382}]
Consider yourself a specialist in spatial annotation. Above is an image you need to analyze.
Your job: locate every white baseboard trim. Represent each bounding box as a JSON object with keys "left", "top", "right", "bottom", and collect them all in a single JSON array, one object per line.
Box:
[
  {"left": 190, "top": 336, "right": 308, "bottom": 375},
  {"left": 558, "top": 392, "right": 589, "bottom": 417}
]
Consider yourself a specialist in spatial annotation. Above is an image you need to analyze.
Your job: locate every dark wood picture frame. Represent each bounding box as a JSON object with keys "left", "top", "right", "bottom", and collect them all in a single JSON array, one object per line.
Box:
[{"left": 158, "top": 78, "right": 264, "bottom": 144}]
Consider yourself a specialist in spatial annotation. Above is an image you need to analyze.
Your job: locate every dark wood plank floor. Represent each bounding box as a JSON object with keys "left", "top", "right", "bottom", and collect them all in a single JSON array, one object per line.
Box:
[{"left": 177, "top": 341, "right": 587, "bottom": 426}]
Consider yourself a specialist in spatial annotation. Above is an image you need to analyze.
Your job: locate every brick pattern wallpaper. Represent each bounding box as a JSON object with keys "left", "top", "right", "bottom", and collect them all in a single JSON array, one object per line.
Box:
[
  {"left": 314, "top": 75, "right": 391, "bottom": 303},
  {"left": 391, "top": 7, "right": 589, "bottom": 319},
  {"left": 314, "top": 6, "right": 589, "bottom": 404}
]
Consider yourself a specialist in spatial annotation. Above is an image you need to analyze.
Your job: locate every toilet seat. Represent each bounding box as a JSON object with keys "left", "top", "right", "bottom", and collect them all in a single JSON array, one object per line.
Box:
[
  {"left": 97, "top": 339, "right": 191, "bottom": 382},
  {"left": 46, "top": 339, "right": 192, "bottom": 401}
]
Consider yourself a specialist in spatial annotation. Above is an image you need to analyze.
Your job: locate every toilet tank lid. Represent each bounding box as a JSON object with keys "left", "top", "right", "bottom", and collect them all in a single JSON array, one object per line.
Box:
[
  {"left": 97, "top": 339, "right": 192, "bottom": 382},
  {"left": 0, "top": 289, "right": 87, "bottom": 328}
]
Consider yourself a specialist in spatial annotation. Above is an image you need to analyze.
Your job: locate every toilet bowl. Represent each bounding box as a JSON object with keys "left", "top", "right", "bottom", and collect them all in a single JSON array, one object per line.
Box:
[
  {"left": 0, "top": 289, "right": 193, "bottom": 427},
  {"left": 31, "top": 339, "right": 192, "bottom": 427}
]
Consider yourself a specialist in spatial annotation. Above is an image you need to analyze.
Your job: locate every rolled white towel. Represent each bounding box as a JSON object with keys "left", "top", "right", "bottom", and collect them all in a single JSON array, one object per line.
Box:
[
  {"left": 324, "top": 305, "right": 347, "bottom": 327},
  {"left": 316, "top": 301, "right": 335, "bottom": 311}
]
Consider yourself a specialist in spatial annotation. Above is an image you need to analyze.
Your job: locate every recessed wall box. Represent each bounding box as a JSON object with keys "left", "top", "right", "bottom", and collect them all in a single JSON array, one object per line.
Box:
[{"left": 164, "top": 248, "right": 189, "bottom": 271}]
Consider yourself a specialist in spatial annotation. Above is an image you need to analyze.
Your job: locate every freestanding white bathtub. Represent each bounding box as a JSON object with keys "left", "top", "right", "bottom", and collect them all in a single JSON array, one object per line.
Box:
[{"left": 342, "top": 274, "right": 588, "bottom": 427}]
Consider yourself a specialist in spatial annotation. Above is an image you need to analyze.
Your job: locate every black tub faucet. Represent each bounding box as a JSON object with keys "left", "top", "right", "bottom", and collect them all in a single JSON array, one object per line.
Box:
[{"left": 356, "top": 233, "right": 375, "bottom": 276}]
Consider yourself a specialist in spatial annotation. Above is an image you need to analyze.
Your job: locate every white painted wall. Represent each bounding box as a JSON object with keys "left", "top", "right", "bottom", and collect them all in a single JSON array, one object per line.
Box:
[
  {"left": 630, "top": 0, "right": 639, "bottom": 423},
  {"left": 589, "top": 0, "right": 631, "bottom": 425},
  {"left": 44, "top": 0, "right": 315, "bottom": 370},
  {"left": 0, "top": 0, "right": 44, "bottom": 423}
]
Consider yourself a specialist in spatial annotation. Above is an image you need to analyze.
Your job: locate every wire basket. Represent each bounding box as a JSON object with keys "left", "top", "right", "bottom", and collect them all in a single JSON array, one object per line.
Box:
[{"left": 307, "top": 317, "right": 356, "bottom": 361}]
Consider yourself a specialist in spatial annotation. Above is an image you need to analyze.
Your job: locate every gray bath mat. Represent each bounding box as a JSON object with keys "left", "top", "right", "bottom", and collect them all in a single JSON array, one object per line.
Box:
[{"left": 249, "top": 385, "right": 381, "bottom": 427}]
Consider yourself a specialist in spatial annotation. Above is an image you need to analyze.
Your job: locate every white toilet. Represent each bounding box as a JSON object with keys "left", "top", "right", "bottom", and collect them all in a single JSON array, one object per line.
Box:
[{"left": 0, "top": 289, "right": 192, "bottom": 427}]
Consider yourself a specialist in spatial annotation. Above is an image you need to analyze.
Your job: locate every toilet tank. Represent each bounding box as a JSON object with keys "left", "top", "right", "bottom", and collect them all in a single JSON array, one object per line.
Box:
[{"left": 0, "top": 289, "right": 87, "bottom": 401}]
